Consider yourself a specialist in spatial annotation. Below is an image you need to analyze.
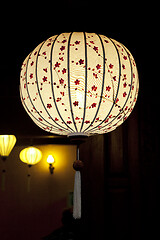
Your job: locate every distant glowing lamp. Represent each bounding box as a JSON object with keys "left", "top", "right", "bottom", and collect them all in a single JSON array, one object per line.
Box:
[
  {"left": 19, "top": 146, "right": 42, "bottom": 192},
  {"left": 47, "top": 155, "right": 55, "bottom": 174},
  {"left": 0, "top": 135, "right": 16, "bottom": 161},
  {"left": 19, "top": 146, "right": 42, "bottom": 167}
]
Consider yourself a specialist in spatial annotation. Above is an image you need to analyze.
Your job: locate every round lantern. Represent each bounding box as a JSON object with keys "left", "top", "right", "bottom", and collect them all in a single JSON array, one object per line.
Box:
[
  {"left": 19, "top": 146, "right": 42, "bottom": 192},
  {"left": 19, "top": 147, "right": 42, "bottom": 166},
  {"left": 0, "top": 135, "right": 16, "bottom": 160},
  {"left": 20, "top": 32, "right": 139, "bottom": 136}
]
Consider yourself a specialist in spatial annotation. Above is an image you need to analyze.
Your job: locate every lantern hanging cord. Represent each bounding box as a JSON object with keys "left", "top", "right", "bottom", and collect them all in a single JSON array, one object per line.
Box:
[
  {"left": 1, "top": 169, "right": 6, "bottom": 191},
  {"left": 73, "top": 144, "right": 84, "bottom": 219},
  {"left": 27, "top": 165, "right": 32, "bottom": 193}
]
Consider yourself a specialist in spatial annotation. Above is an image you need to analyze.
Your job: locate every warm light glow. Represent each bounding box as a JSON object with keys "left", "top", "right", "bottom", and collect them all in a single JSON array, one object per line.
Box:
[
  {"left": 20, "top": 32, "right": 139, "bottom": 136},
  {"left": 19, "top": 147, "right": 42, "bottom": 166},
  {"left": 47, "top": 155, "right": 55, "bottom": 164},
  {"left": 0, "top": 135, "right": 16, "bottom": 157}
]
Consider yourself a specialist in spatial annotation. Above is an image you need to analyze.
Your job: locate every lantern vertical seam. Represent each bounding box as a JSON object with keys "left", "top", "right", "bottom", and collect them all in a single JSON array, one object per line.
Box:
[
  {"left": 67, "top": 32, "right": 78, "bottom": 133},
  {"left": 24, "top": 50, "right": 53, "bottom": 127},
  {"left": 20, "top": 86, "right": 55, "bottom": 131},
  {"left": 35, "top": 40, "right": 65, "bottom": 131},
  {"left": 80, "top": 32, "right": 88, "bottom": 132},
  {"left": 49, "top": 34, "right": 74, "bottom": 133},
  {"left": 99, "top": 42, "right": 134, "bottom": 130},
  {"left": 24, "top": 42, "right": 68, "bottom": 133},
  {"left": 87, "top": 37, "right": 121, "bottom": 134},
  {"left": 89, "top": 40, "right": 134, "bottom": 133},
  {"left": 83, "top": 33, "right": 105, "bottom": 133}
]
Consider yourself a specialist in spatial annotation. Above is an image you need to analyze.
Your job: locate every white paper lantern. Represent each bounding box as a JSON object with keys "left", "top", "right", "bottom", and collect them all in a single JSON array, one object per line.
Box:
[{"left": 20, "top": 32, "right": 139, "bottom": 136}]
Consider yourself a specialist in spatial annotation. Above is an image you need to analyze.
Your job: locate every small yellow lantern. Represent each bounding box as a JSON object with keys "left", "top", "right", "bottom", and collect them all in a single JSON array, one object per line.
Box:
[
  {"left": 0, "top": 135, "right": 16, "bottom": 160},
  {"left": 0, "top": 135, "right": 16, "bottom": 191},
  {"left": 19, "top": 146, "right": 42, "bottom": 166},
  {"left": 19, "top": 146, "right": 42, "bottom": 192}
]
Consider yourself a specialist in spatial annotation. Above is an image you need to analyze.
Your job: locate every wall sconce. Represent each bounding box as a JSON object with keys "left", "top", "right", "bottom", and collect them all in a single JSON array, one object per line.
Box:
[{"left": 47, "top": 155, "right": 55, "bottom": 174}]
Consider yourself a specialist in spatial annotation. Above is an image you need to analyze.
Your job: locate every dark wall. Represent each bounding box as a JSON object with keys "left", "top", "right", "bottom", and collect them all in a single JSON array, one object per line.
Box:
[{"left": 80, "top": 97, "right": 160, "bottom": 240}]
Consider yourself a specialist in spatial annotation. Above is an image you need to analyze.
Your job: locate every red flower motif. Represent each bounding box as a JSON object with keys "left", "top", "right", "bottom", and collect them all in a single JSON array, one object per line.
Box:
[
  {"left": 43, "top": 68, "right": 47, "bottom": 72},
  {"left": 42, "top": 51, "right": 46, "bottom": 55},
  {"left": 67, "top": 121, "right": 72, "bottom": 124},
  {"left": 123, "top": 56, "right": 127, "bottom": 60},
  {"left": 113, "top": 76, "right": 116, "bottom": 81},
  {"left": 75, "top": 117, "right": 80, "bottom": 120},
  {"left": 60, "top": 46, "right": 65, "bottom": 51},
  {"left": 122, "top": 64, "right": 125, "bottom": 69},
  {"left": 85, "top": 120, "right": 90, "bottom": 124},
  {"left": 43, "top": 76, "right": 47, "bottom": 82},
  {"left": 123, "top": 92, "right": 127, "bottom": 97},
  {"left": 55, "top": 118, "right": 59, "bottom": 121},
  {"left": 47, "top": 43, "right": 51, "bottom": 47},
  {"left": 92, "top": 85, "right": 97, "bottom": 91},
  {"left": 73, "top": 101, "right": 79, "bottom": 106},
  {"left": 74, "top": 79, "right": 80, "bottom": 85},
  {"left": 55, "top": 62, "right": 60, "bottom": 68},
  {"left": 60, "top": 92, "right": 64, "bottom": 96},
  {"left": 115, "top": 98, "right": 119, "bottom": 103},
  {"left": 30, "top": 73, "right": 33, "bottom": 79},
  {"left": 93, "top": 46, "right": 98, "bottom": 52},
  {"left": 79, "top": 59, "right": 84, "bottom": 65},
  {"left": 39, "top": 118, "right": 43, "bottom": 121},
  {"left": 109, "top": 64, "right": 113, "bottom": 69},
  {"left": 123, "top": 82, "right": 127, "bottom": 88},
  {"left": 59, "top": 78, "right": 64, "bottom": 84},
  {"left": 106, "top": 86, "right": 111, "bottom": 91},
  {"left": 96, "top": 64, "right": 101, "bottom": 70},
  {"left": 47, "top": 104, "right": 52, "bottom": 109},
  {"left": 31, "top": 61, "right": 34, "bottom": 66},
  {"left": 93, "top": 73, "right": 98, "bottom": 78},
  {"left": 104, "top": 40, "right": 109, "bottom": 43},
  {"left": 91, "top": 103, "right": 96, "bottom": 108},
  {"left": 56, "top": 97, "right": 61, "bottom": 102},
  {"left": 59, "top": 57, "right": 64, "bottom": 61},
  {"left": 62, "top": 68, "right": 66, "bottom": 74},
  {"left": 62, "top": 39, "right": 67, "bottom": 43},
  {"left": 75, "top": 41, "right": 80, "bottom": 45}
]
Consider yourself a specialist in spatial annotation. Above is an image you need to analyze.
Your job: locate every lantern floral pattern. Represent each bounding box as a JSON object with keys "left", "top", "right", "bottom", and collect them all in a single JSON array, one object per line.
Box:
[{"left": 20, "top": 32, "right": 139, "bottom": 136}]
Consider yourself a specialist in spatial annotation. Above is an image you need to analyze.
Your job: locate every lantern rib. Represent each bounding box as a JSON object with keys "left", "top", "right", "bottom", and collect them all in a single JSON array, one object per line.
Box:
[
  {"left": 87, "top": 41, "right": 134, "bottom": 134},
  {"left": 24, "top": 46, "right": 69, "bottom": 133},
  {"left": 83, "top": 33, "right": 106, "bottom": 133},
  {"left": 20, "top": 86, "right": 59, "bottom": 132},
  {"left": 67, "top": 32, "right": 78, "bottom": 133},
  {"left": 85, "top": 37, "right": 121, "bottom": 134},
  {"left": 36, "top": 35, "right": 72, "bottom": 134},
  {"left": 80, "top": 32, "right": 88, "bottom": 133}
]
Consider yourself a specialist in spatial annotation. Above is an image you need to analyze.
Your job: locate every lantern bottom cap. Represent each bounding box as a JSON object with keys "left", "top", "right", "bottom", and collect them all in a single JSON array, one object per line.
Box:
[{"left": 67, "top": 132, "right": 88, "bottom": 137}]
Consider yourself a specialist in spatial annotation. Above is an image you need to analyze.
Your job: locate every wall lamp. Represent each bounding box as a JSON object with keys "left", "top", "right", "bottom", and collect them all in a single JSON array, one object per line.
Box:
[{"left": 47, "top": 155, "right": 55, "bottom": 174}]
